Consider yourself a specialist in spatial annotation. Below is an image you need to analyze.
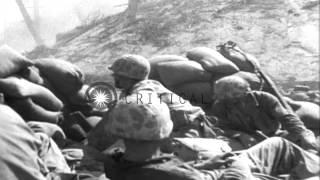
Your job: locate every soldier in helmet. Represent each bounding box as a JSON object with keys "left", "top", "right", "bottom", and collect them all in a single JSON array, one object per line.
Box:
[
  {"left": 109, "top": 54, "right": 151, "bottom": 95},
  {"left": 108, "top": 54, "right": 218, "bottom": 138},
  {"left": 104, "top": 92, "right": 320, "bottom": 180},
  {"left": 211, "top": 75, "right": 317, "bottom": 152}
]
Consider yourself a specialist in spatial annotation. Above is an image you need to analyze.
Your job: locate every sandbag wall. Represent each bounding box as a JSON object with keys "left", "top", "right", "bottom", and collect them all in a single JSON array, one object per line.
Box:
[
  {"left": 0, "top": 45, "right": 61, "bottom": 123},
  {"left": 0, "top": 45, "right": 99, "bottom": 141},
  {"left": 149, "top": 46, "right": 320, "bottom": 134},
  {"left": 33, "top": 58, "right": 93, "bottom": 115},
  {"left": 149, "top": 47, "right": 268, "bottom": 106}
]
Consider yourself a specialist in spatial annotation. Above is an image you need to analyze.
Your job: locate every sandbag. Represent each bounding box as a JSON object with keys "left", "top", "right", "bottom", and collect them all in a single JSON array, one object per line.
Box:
[
  {"left": 286, "top": 98, "right": 320, "bottom": 129},
  {"left": 217, "top": 41, "right": 260, "bottom": 72},
  {"left": 171, "top": 138, "right": 231, "bottom": 161},
  {"left": 289, "top": 91, "right": 311, "bottom": 102},
  {"left": 232, "top": 71, "right": 262, "bottom": 90},
  {"left": 41, "top": 76, "right": 66, "bottom": 103},
  {"left": 149, "top": 55, "right": 188, "bottom": 80},
  {"left": 6, "top": 97, "right": 63, "bottom": 124},
  {"left": 228, "top": 71, "right": 272, "bottom": 93},
  {"left": 293, "top": 85, "right": 310, "bottom": 92},
  {"left": 68, "top": 84, "right": 89, "bottom": 105},
  {"left": 0, "top": 45, "right": 33, "bottom": 78},
  {"left": 171, "top": 82, "right": 213, "bottom": 104},
  {"left": 0, "top": 76, "right": 63, "bottom": 111},
  {"left": 157, "top": 61, "right": 212, "bottom": 87},
  {"left": 18, "top": 66, "right": 44, "bottom": 85},
  {"left": 34, "top": 58, "right": 84, "bottom": 95},
  {"left": 186, "top": 47, "right": 239, "bottom": 75}
]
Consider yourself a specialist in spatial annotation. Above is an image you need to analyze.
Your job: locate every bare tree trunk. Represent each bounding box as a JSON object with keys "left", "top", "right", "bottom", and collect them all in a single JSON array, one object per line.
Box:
[
  {"left": 127, "top": 0, "right": 140, "bottom": 22},
  {"left": 15, "top": 0, "right": 44, "bottom": 45}
]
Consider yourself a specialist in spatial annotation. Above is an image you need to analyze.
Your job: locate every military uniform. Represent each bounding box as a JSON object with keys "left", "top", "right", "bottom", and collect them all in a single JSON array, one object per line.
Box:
[
  {"left": 104, "top": 89, "right": 319, "bottom": 180},
  {"left": 212, "top": 91, "right": 315, "bottom": 146},
  {"left": 109, "top": 54, "right": 218, "bottom": 138},
  {"left": 105, "top": 137, "right": 319, "bottom": 180},
  {"left": 122, "top": 79, "right": 217, "bottom": 138}
]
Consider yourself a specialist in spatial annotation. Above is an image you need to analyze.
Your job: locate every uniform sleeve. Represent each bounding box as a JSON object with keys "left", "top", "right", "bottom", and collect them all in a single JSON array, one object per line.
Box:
[
  {"left": 258, "top": 92, "right": 310, "bottom": 139},
  {"left": 219, "top": 155, "right": 255, "bottom": 180},
  {"left": 193, "top": 155, "right": 254, "bottom": 180}
]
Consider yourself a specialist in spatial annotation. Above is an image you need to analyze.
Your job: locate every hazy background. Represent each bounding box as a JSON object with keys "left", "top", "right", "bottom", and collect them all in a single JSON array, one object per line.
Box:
[
  {"left": 1, "top": 0, "right": 319, "bottom": 82},
  {"left": 0, "top": 0, "right": 127, "bottom": 51}
]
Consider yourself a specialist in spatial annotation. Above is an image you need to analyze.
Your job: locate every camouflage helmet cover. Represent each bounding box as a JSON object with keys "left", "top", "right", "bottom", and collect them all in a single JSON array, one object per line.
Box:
[
  {"left": 214, "top": 75, "right": 250, "bottom": 100},
  {"left": 106, "top": 92, "right": 173, "bottom": 141},
  {"left": 109, "top": 54, "right": 151, "bottom": 80}
]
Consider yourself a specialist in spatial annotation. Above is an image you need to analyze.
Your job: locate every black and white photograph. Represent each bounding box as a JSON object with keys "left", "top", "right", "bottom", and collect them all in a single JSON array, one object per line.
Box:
[{"left": 0, "top": 0, "right": 319, "bottom": 179}]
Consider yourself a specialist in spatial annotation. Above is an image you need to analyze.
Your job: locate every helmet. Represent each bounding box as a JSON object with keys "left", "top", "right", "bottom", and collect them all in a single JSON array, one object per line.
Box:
[
  {"left": 109, "top": 54, "right": 151, "bottom": 80},
  {"left": 214, "top": 75, "right": 250, "bottom": 100},
  {"left": 106, "top": 92, "right": 173, "bottom": 141}
]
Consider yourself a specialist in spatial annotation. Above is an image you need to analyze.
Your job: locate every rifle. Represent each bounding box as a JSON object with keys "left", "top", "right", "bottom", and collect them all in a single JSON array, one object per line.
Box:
[{"left": 219, "top": 41, "right": 293, "bottom": 113}]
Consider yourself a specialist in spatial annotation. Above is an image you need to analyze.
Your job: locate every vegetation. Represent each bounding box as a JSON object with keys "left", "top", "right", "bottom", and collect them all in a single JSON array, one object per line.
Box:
[{"left": 27, "top": 0, "right": 319, "bottom": 86}]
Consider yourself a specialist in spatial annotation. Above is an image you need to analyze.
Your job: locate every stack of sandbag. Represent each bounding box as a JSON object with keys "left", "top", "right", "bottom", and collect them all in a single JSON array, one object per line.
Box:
[
  {"left": 0, "top": 45, "right": 33, "bottom": 78},
  {"left": 150, "top": 49, "right": 242, "bottom": 104},
  {"left": 0, "top": 46, "right": 99, "bottom": 142},
  {"left": 186, "top": 47, "right": 240, "bottom": 76},
  {"left": 153, "top": 55, "right": 213, "bottom": 104},
  {"left": 217, "top": 41, "right": 261, "bottom": 73},
  {"left": 0, "top": 76, "right": 64, "bottom": 124},
  {"left": 34, "top": 58, "right": 84, "bottom": 96},
  {"left": 149, "top": 55, "right": 188, "bottom": 81},
  {"left": 180, "top": 47, "right": 241, "bottom": 104},
  {"left": 215, "top": 42, "right": 282, "bottom": 94},
  {"left": 18, "top": 65, "right": 57, "bottom": 90},
  {"left": 157, "top": 60, "right": 212, "bottom": 87},
  {"left": 0, "top": 76, "right": 63, "bottom": 111},
  {"left": 33, "top": 58, "right": 93, "bottom": 114},
  {"left": 19, "top": 66, "right": 47, "bottom": 84},
  {"left": 287, "top": 85, "right": 320, "bottom": 104},
  {"left": 224, "top": 71, "right": 273, "bottom": 93},
  {"left": 0, "top": 45, "right": 64, "bottom": 124},
  {"left": 32, "top": 58, "right": 99, "bottom": 141},
  {"left": 185, "top": 46, "right": 273, "bottom": 100}
]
